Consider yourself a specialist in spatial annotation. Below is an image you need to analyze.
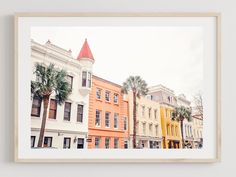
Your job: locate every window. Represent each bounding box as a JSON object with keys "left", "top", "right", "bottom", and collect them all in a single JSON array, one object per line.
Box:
[
  {"left": 95, "top": 137, "right": 100, "bottom": 148},
  {"left": 124, "top": 117, "right": 127, "bottom": 131},
  {"left": 88, "top": 72, "right": 92, "bottom": 88},
  {"left": 167, "top": 124, "right": 170, "bottom": 135},
  {"left": 95, "top": 110, "right": 101, "bottom": 126},
  {"left": 31, "top": 136, "right": 36, "bottom": 148},
  {"left": 64, "top": 102, "right": 71, "bottom": 121},
  {"left": 49, "top": 99, "right": 57, "bottom": 119},
  {"left": 168, "top": 96, "right": 171, "bottom": 103},
  {"left": 105, "top": 112, "right": 110, "bottom": 127},
  {"left": 171, "top": 125, "right": 174, "bottom": 136},
  {"left": 154, "top": 109, "right": 157, "bottom": 119},
  {"left": 155, "top": 142, "right": 161, "bottom": 149},
  {"left": 82, "top": 71, "right": 92, "bottom": 88},
  {"left": 105, "top": 137, "right": 110, "bottom": 149},
  {"left": 77, "top": 104, "right": 83, "bottom": 122},
  {"left": 77, "top": 138, "right": 84, "bottom": 149},
  {"left": 168, "top": 96, "right": 173, "bottom": 103},
  {"left": 155, "top": 125, "right": 158, "bottom": 136},
  {"left": 148, "top": 108, "right": 152, "bottom": 119},
  {"left": 105, "top": 91, "right": 110, "bottom": 102},
  {"left": 31, "top": 97, "right": 41, "bottom": 117},
  {"left": 142, "top": 106, "right": 145, "bottom": 117},
  {"left": 175, "top": 126, "right": 178, "bottom": 136},
  {"left": 150, "top": 95, "right": 153, "bottom": 100},
  {"left": 114, "top": 113, "right": 118, "bottom": 128},
  {"left": 67, "top": 75, "right": 73, "bottom": 89},
  {"left": 149, "top": 124, "right": 153, "bottom": 135},
  {"left": 63, "top": 137, "right": 71, "bottom": 149},
  {"left": 44, "top": 137, "right": 52, "bottom": 147},
  {"left": 96, "top": 88, "right": 102, "bottom": 99},
  {"left": 114, "top": 138, "right": 119, "bottom": 149},
  {"left": 149, "top": 141, "right": 154, "bottom": 149},
  {"left": 124, "top": 140, "right": 128, "bottom": 149},
  {"left": 190, "top": 126, "right": 193, "bottom": 137},
  {"left": 142, "top": 123, "right": 146, "bottom": 135},
  {"left": 165, "top": 110, "right": 168, "bottom": 118},
  {"left": 82, "top": 71, "right": 87, "bottom": 87},
  {"left": 114, "top": 93, "right": 118, "bottom": 104}
]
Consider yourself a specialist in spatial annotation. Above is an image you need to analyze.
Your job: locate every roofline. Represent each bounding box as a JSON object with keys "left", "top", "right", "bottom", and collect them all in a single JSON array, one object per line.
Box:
[
  {"left": 148, "top": 84, "right": 174, "bottom": 95},
  {"left": 92, "top": 75, "right": 122, "bottom": 88}
]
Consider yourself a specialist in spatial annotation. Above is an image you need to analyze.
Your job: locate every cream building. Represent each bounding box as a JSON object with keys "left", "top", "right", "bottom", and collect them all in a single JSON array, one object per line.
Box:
[
  {"left": 192, "top": 107, "right": 203, "bottom": 148},
  {"left": 127, "top": 92, "right": 162, "bottom": 149},
  {"left": 30, "top": 39, "right": 94, "bottom": 149}
]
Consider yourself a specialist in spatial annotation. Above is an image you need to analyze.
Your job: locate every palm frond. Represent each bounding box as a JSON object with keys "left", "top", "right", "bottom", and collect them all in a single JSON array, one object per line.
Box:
[
  {"left": 31, "top": 63, "right": 71, "bottom": 104},
  {"left": 173, "top": 106, "right": 192, "bottom": 122},
  {"left": 121, "top": 75, "right": 148, "bottom": 98}
]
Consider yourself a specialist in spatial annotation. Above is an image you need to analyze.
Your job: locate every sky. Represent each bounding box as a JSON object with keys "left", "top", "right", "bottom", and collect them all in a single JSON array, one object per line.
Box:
[{"left": 31, "top": 26, "right": 203, "bottom": 102}]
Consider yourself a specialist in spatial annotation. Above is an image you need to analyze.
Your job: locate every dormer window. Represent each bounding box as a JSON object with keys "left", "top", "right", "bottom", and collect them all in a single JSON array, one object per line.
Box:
[{"left": 82, "top": 71, "right": 92, "bottom": 88}]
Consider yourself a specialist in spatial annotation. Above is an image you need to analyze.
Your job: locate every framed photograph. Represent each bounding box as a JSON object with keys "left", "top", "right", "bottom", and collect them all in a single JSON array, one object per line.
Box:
[{"left": 15, "top": 13, "right": 221, "bottom": 163}]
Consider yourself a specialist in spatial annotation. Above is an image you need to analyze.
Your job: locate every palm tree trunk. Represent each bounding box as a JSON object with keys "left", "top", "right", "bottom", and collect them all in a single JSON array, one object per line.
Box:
[
  {"left": 37, "top": 95, "right": 50, "bottom": 147},
  {"left": 133, "top": 92, "right": 137, "bottom": 148},
  {"left": 180, "top": 119, "right": 184, "bottom": 148}
]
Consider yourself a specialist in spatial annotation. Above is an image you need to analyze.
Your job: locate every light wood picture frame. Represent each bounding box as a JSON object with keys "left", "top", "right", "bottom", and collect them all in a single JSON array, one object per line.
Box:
[{"left": 14, "top": 13, "right": 221, "bottom": 163}]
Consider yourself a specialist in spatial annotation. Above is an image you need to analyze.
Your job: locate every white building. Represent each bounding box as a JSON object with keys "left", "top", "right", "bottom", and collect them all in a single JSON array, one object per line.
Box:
[{"left": 30, "top": 39, "right": 94, "bottom": 149}]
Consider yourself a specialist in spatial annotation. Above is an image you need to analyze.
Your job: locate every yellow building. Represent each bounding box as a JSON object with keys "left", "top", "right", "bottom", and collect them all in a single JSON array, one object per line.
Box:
[
  {"left": 148, "top": 85, "right": 182, "bottom": 149},
  {"left": 160, "top": 105, "right": 182, "bottom": 149}
]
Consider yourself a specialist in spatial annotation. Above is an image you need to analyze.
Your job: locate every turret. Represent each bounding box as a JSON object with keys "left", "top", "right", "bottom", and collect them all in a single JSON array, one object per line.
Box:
[{"left": 77, "top": 39, "right": 95, "bottom": 95}]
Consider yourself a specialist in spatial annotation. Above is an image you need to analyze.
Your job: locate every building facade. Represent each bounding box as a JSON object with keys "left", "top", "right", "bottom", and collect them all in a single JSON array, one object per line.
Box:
[
  {"left": 128, "top": 93, "right": 163, "bottom": 149},
  {"left": 192, "top": 109, "right": 203, "bottom": 148},
  {"left": 31, "top": 39, "right": 94, "bottom": 149},
  {"left": 148, "top": 85, "right": 182, "bottom": 149},
  {"left": 177, "top": 94, "right": 194, "bottom": 148},
  {"left": 88, "top": 75, "right": 129, "bottom": 149}
]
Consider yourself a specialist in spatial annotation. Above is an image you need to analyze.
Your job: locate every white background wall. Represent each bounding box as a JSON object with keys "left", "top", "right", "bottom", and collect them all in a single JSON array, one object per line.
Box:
[{"left": 0, "top": 0, "right": 234, "bottom": 177}]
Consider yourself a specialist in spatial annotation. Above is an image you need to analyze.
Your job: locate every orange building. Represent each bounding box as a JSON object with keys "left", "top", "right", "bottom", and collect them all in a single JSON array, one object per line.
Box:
[{"left": 88, "top": 75, "right": 129, "bottom": 149}]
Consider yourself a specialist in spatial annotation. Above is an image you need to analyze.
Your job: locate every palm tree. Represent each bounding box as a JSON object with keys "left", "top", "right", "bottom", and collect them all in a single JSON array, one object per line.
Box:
[
  {"left": 172, "top": 106, "right": 192, "bottom": 148},
  {"left": 31, "top": 63, "right": 72, "bottom": 147},
  {"left": 122, "top": 76, "right": 148, "bottom": 148}
]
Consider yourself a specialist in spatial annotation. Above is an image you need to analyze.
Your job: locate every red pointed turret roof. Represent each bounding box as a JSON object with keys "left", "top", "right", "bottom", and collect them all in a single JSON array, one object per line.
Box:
[{"left": 77, "top": 39, "right": 94, "bottom": 60}]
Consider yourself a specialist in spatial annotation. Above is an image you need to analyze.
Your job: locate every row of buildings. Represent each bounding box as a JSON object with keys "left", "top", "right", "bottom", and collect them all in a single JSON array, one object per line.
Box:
[{"left": 30, "top": 39, "right": 203, "bottom": 149}]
